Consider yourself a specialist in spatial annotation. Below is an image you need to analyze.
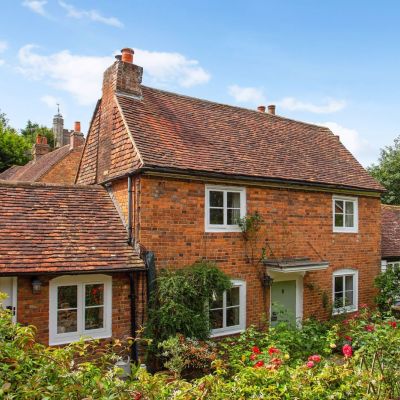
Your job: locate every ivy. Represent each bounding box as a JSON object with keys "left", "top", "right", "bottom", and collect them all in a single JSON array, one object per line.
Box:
[
  {"left": 145, "top": 261, "right": 231, "bottom": 344},
  {"left": 375, "top": 264, "right": 400, "bottom": 312}
]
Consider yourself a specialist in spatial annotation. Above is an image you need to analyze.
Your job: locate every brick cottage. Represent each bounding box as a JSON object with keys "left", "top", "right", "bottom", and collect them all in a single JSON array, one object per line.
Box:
[{"left": 0, "top": 47, "right": 384, "bottom": 353}]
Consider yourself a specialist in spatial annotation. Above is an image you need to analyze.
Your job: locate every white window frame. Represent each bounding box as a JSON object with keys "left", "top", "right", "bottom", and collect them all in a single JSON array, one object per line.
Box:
[
  {"left": 210, "top": 279, "right": 246, "bottom": 337},
  {"left": 49, "top": 274, "right": 112, "bottom": 345},
  {"left": 332, "top": 269, "right": 358, "bottom": 315},
  {"left": 332, "top": 195, "right": 358, "bottom": 233},
  {"left": 205, "top": 185, "right": 246, "bottom": 232}
]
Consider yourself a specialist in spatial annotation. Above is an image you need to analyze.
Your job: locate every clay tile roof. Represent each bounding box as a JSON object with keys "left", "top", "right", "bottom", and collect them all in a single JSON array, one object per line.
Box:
[
  {"left": 0, "top": 180, "right": 145, "bottom": 274},
  {"left": 116, "top": 86, "right": 383, "bottom": 192},
  {"left": 382, "top": 204, "right": 400, "bottom": 258},
  {"left": 1, "top": 145, "right": 73, "bottom": 182}
]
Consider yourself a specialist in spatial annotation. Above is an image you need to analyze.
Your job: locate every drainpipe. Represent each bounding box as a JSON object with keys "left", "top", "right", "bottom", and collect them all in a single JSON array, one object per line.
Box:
[
  {"left": 129, "top": 271, "right": 138, "bottom": 363},
  {"left": 127, "top": 175, "right": 133, "bottom": 245}
]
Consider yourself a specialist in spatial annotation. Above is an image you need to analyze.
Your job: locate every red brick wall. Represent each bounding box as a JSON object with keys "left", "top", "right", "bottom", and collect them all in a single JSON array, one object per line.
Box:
[
  {"left": 111, "top": 175, "right": 381, "bottom": 327},
  {"left": 40, "top": 149, "right": 82, "bottom": 184},
  {"left": 16, "top": 273, "right": 137, "bottom": 345}
]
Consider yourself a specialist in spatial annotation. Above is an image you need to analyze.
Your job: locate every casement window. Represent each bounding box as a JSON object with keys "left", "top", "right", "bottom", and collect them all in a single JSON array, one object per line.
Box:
[
  {"left": 210, "top": 280, "right": 246, "bottom": 337},
  {"left": 332, "top": 269, "right": 358, "bottom": 314},
  {"left": 205, "top": 186, "right": 246, "bottom": 232},
  {"left": 332, "top": 196, "right": 358, "bottom": 233},
  {"left": 49, "top": 275, "right": 112, "bottom": 345}
]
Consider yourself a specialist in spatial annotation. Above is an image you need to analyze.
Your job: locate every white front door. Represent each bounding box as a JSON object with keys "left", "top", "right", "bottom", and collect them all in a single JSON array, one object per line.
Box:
[{"left": 0, "top": 277, "right": 17, "bottom": 323}]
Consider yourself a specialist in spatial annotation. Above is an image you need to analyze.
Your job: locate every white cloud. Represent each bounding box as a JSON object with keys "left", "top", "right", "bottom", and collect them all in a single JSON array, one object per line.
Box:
[
  {"left": 22, "top": 0, "right": 47, "bottom": 16},
  {"left": 279, "top": 97, "right": 346, "bottom": 114},
  {"left": 41, "top": 95, "right": 60, "bottom": 109},
  {"left": 228, "top": 85, "right": 266, "bottom": 105},
  {"left": 59, "top": 1, "right": 123, "bottom": 28},
  {"left": 0, "top": 40, "right": 7, "bottom": 66},
  {"left": 136, "top": 49, "right": 210, "bottom": 88},
  {"left": 17, "top": 45, "right": 210, "bottom": 105},
  {"left": 319, "top": 121, "right": 373, "bottom": 165},
  {"left": 227, "top": 85, "right": 346, "bottom": 114}
]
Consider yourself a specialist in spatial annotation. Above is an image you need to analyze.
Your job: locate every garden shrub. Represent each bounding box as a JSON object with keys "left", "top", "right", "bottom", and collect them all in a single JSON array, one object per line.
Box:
[{"left": 375, "top": 263, "right": 400, "bottom": 312}]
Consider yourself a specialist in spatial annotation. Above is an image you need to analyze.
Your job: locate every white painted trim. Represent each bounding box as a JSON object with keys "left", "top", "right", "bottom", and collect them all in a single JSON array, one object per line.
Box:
[
  {"left": 267, "top": 263, "right": 329, "bottom": 273},
  {"left": 381, "top": 260, "right": 388, "bottom": 272},
  {"left": 49, "top": 274, "right": 112, "bottom": 346},
  {"left": 332, "top": 195, "right": 358, "bottom": 233},
  {"left": 205, "top": 185, "right": 246, "bottom": 233},
  {"left": 210, "top": 279, "right": 246, "bottom": 337},
  {"left": 269, "top": 271, "right": 304, "bottom": 325},
  {"left": 332, "top": 269, "right": 358, "bottom": 315},
  {"left": 11, "top": 277, "right": 17, "bottom": 324}
]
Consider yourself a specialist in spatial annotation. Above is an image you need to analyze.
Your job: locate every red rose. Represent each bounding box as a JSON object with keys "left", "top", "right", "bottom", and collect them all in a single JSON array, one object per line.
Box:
[
  {"left": 254, "top": 360, "right": 265, "bottom": 368},
  {"left": 342, "top": 344, "right": 353, "bottom": 358},
  {"left": 271, "top": 357, "right": 282, "bottom": 366},
  {"left": 344, "top": 335, "right": 352, "bottom": 341},
  {"left": 268, "top": 346, "right": 279, "bottom": 355},
  {"left": 388, "top": 321, "right": 397, "bottom": 328},
  {"left": 308, "top": 355, "right": 321, "bottom": 363},
  {"left": 252, "top": 346, "right": 261, "bottom": 354},
  {"left": 365, "top": 324, "right": 374, "bottom": 332},
  {"left": 306, "top": 361, "right": 315, "bottom": 368},
  {"left": 250, "top": 353, "right": 257, "bottom": 361}
]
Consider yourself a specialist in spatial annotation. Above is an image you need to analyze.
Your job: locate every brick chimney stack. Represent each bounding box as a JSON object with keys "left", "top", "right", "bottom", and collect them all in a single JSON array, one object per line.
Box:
[
  {"left": 70, "top": 121, "right": 85, "bottom": 150},
  {"left": 102, "top": 47, "right": 143, "bottom": 100},
  {"left": 32, "top": 135, "right": 50, "bottom": 160},
  {"left": 268, "top": 105, "right": 276, "bottom": 115},
  {"left": 257, "top": 105, "right": 266, "bottom": 113}
]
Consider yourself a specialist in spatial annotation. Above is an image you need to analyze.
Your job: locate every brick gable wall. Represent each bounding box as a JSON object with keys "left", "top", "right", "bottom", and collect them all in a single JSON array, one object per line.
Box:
[{"left": 111, "top": 175, "right": 381, "bottom": 327}]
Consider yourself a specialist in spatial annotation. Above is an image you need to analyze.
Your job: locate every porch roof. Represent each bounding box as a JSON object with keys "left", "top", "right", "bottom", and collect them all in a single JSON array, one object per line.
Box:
[{"left": 263, "top": 258, "right": 329, "bottom": 273}]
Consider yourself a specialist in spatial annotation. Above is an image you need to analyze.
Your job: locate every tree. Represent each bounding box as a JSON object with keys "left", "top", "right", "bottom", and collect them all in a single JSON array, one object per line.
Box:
[
  {"left": 0, "top": 120, "right": 31, "bottom": 172},
  {"left": 21, "top": 120, "right": 55, "bottom": 149},
  {"left": 368, "top": 135, "right": 400, "bottom": 204}
]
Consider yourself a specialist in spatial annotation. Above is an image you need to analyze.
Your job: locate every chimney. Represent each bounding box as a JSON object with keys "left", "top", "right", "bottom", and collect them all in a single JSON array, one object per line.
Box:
[
  {"left": 257, "top": 105, "right": 266, "bottom": 113},
  {"left": 102, "top": 47, "right": 143, "bottom": 100},
  {"left": 32, "top": 135, "right": 50, "bottom": 160},
  {"left": 268, "top": 105, "right": 276, "bottom": 115},
  {"left": 70, "top": 121, "right": 85, "bottom": 150},
  {"left": 53, "top": 107, "right": 65, "bottom": 148}
]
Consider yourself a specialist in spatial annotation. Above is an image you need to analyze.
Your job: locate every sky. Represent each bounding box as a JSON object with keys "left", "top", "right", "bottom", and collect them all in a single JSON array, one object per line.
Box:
[{"left": 1, "top": 1, "right": 400, "bottom": 167}]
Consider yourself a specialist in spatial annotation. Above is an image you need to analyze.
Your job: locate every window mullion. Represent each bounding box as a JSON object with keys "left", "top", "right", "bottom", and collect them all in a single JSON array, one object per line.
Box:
[
  {"left": 78, "top": 284, "right": 84, "bottom": 335},
  {"left": 222, "top": 291, "right": 227, "bottom": 328},
  {"left": 223, "top": 191, "right": 227, "bottom": 227}
]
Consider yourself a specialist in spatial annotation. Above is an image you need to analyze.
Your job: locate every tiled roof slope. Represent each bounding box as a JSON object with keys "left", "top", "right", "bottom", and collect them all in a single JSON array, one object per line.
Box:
[
  {"left": 0, "top": 181, "right": 144, "bottom": 274},
  {"left": 0, "top": 145, "right": 77, "bottom": 183},
  {"left": 382, "top": 204, "right": 400, "bottom": 258},
  {"left": 114, "top": 86, "right": 383, "bottom": 192}
]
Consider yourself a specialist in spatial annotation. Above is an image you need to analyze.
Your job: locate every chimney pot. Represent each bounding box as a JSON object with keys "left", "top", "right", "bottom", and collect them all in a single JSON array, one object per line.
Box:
[
  {"left": 74, "top": 121, "right": 81, "bottom": 132},
  {"left": 257, "top": 105, "right": 266, "bottom": 113},
  {"left": 41, "top": 136, "right": 48, "bottom": 145},
  {"left": 36, "top": 135, "right": 42, "bottom": 144},
  {"left": 268, "top": 104, "right": 276, "bottom": 115},
  {"left": 121, "top": 48, "right": 134, "bottom": 63}
]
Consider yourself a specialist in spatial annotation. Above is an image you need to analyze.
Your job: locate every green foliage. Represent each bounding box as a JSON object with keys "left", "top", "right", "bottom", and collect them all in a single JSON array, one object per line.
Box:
[
  {"left": 0, "top": 114, "right": 31, "bottom": 172},
  {"left": 368, "top": 135, "right": 400, "bottom": 204},
  {"left": 21, "top": 120, "right": 54, "bottom": 148},
  {"left": 146, "top": 261, "right": 231, "bottom": 344},
  {"left": 375, "top": 264, "right": 400, "bottom": 312}
]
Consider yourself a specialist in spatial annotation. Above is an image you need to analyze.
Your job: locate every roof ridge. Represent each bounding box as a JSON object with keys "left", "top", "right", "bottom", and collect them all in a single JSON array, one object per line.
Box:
[{"left": 140, "top": 85, "right": 335, "bottom": 132}]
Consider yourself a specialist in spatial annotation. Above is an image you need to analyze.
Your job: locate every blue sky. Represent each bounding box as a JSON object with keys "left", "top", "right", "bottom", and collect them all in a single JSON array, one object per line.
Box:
[{"left": 1, "top": 0, "right": 400, "bottom": 166}]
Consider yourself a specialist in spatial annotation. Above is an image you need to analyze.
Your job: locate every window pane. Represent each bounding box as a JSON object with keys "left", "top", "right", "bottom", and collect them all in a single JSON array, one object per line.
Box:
[
  {"left": 58, "top": 286, "right": 77, "bottom": 309},
  {"left": 227, "top": 306, "right": 240, "bottom": 327},
  {"left": 85, "top": 284, "right": 104, "bottom": 306},
  {"left": 345, "top": 275, "right": 354, "bottom": 291},
  {"left": 334, "top": 276, "right": 343, "bottom": 292},
  {"left": 210, "top": 309, "right": 223, "bottom": 329},
  {"left": 85, "top": 307, "right": 104, "bottom": 330},
  {"left": 335, "top": 214, "right": 344, "bottom": 227},
  {"left": 57, "top": 310, "right": 77, "bottom": 333},
  {"left": 345, "top": 214, "right": 354, "bottom": 227},
  {"left": 210, "top": 292, "right": 223, "bottom": 309},
  {"left": 227, "top": 192, "right": 240, "bottom": 208},
  {"left": 209, "top": 191, "right": 223, "bottom": 207},
  {"left": 334, "top": 292, "right": 344, "bottom": 309},
  {"left": 335, "top": 200, "right": 344, "bottom": 213},
  {"left": 227, "top": 208, "right": 240, "bottom": 225},
  {"left": 345, "top": 201, "right": 354, "bottom": 214},
  {"left": 210, "top": 208, "right": 224, "bottom": 225},
  {"left": 227, "top": 287, "right": 240, "bottom": 307},
  {"left": 345, "top": 291, "right": 354, "bottom": 307}
]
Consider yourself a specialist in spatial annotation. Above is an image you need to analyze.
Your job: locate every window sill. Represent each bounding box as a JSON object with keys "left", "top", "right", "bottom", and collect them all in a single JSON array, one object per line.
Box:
[
  {"left": 332, "top": 307, "right": 358, "bottom": 316},
  {"left": 210, "top": 328, "right": 245, "bottom": 338},
  {"left": 205, "top": 226, "right": 242, "bottom": 233},
  {"left": 49, "top": 331, "right": 111, "bottom": 346},
  {"left": 333, "top": 228, "right": 358, "bottom": 234}
]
